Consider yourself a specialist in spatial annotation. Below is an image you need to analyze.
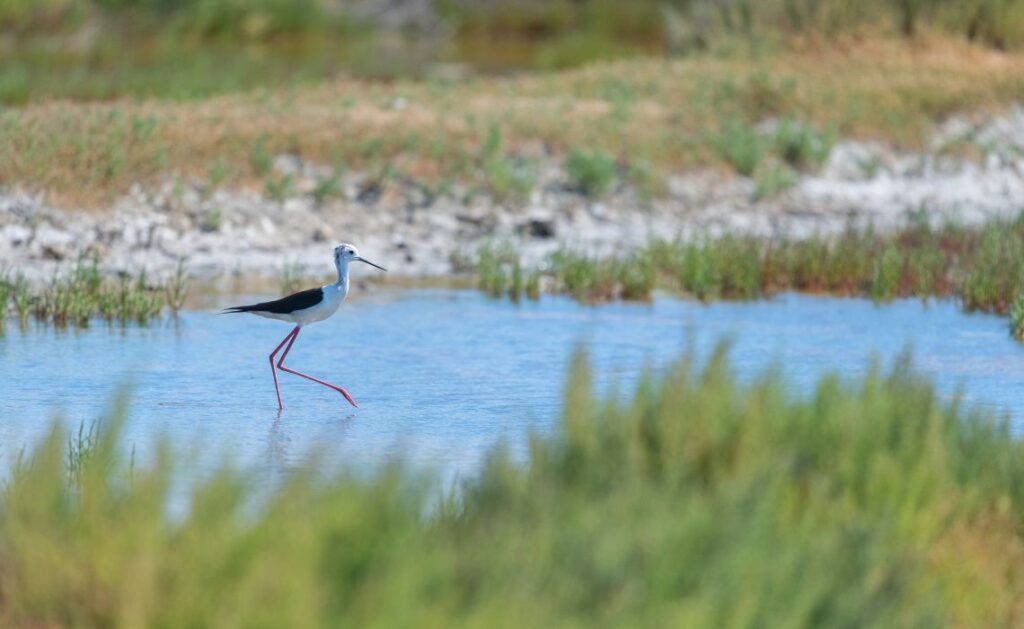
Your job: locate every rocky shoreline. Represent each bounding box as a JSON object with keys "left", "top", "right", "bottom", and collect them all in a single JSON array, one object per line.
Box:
[{"left": 3, "top": 109, "right": 1024, "bottom": 283}]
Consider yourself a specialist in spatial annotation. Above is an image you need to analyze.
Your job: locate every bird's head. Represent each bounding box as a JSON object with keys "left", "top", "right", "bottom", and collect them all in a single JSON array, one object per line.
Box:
[{"left": 334, "top": 243, "right": 386, "bottom": 271}]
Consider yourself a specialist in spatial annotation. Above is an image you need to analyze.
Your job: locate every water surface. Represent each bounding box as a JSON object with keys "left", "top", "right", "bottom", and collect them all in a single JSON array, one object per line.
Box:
[{"left": 3, "top": 289, "right": 1024, "bottom": 487}]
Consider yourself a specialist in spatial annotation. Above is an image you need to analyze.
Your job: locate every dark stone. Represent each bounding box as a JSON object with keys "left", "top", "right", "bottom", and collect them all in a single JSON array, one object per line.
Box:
[
  {"left": 525, "top": 218, "right": 556, "bottom": 239},
  {"left": 41, "top": 245, "right": 65, "bottom": 261},
  {"left": 357, "top": 181, "right": 382, "bottom": 205}
]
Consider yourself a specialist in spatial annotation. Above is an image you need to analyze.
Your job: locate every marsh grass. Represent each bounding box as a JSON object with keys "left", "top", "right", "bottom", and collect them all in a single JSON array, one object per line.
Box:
[
  {"left": 1011, "top": 291, "right": 1024, "bottom": 341},
  {"left": 6, "top": 40, "right": 1023, "bottom": 206},
  {"left": 477, "top": 241, "right": 521, "bottom": 298},
  {"left": 165, "top": 259, "right": 191, "bottom": 313},
  {"left": 66, "top": 421, "right": 101, "bottom": 488},
  {"left": 753, "top": 158, "right": 799, "bottom": 199},
  {"left": 565, "top": 148, "right": 617, "bottom": 197},
  {"left": 484, "top": 155, "right": 537, "bottom": 203},
  {"left": 715, "top": 116, "right": 835, "bottom": 181},
  {"left": 770, "top": 118, "right": 832, "bottom": 166},
  {"left": 482, "top": 216, "right": 1024, "bottom": 329},
  {"left": 4, "top": 347, "right": 1024, "bottom": 626},
  {"left": 0, "top": 258, "right": 188, "bottom": 329},
  {"left": 714, "top": 119, "right": 763, "bottom": 177}
]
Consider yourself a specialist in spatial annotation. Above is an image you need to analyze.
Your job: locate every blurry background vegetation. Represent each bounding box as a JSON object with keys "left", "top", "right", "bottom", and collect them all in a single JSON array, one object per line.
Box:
[{"left": 3, "top": 0, "right": 1024, "bottom": 102}]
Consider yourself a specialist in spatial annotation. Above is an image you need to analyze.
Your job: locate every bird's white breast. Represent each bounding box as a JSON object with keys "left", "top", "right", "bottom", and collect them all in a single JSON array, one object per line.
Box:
[
  {"left": 300, "top": 283, "right": 346, "bottom": 324},
  {"left": 257, "top": 283, "right": 347, "bottom": 325}
]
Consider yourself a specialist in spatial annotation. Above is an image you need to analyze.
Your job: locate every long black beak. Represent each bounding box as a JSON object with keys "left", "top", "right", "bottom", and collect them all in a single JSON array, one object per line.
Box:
[{"left": 355, "top": 256, "right": 387, "bottom": 271}]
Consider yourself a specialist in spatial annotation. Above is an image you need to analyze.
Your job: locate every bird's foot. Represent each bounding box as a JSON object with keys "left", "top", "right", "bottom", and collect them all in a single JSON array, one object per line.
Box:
[{"left": 338, "top": 388, "right": 358, "bottom": 408}]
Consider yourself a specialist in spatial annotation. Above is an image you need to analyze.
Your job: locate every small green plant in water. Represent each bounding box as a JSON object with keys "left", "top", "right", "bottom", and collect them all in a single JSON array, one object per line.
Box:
[
  {"left": 66, "top": 420, "right": 101, "bottom": 488},
  {"left": 678, "top": 241, "right": 719, "bottom": 301},
  {"left": 617, "top": 251, "right": 656, "bottom": 301},
  {"left": 477, "top": 242, "right": 520, "bottom": 299},
  {"left": 1, "top": 258, "right": 183, "bottom": 329},
  {"left": 0, "top": 270, "right": 11, "bottom": 332},
  {"left": 869, "top": 243, "right": 904, "bottom": 302},
  {"left": 1010, "top": 291, "right": 1024, "bottom": 341},
  {"left": 165, "top": 259, "right": 190, "bottom": 313}
]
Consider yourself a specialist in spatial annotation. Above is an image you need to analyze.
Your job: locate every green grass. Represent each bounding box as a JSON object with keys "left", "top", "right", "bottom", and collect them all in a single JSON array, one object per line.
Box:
[
  {"left": 1011, "top": 291, "right": 1024, "bottom": 341},
  {"left": 477, "top": 241, "right": 521, "bottom": 299},
  {"left": 4, "top": 40, "right": 1024, "bottom": 206},
  {"left": 4, "top": 347, "right": 1024, "bottom": 626},
  {"left": 476, "top": 215, "right": 1024, "bottom": 336},
  {"left": 714, "top": 120, "right": 763, "bottom": 177},
  {"left": 753, "top": 158, "right": 799, "bottom": 199},
  {"left": 772, "top": 117, "right": 836, "bottom": 170},
  {"left": 565, "top": 148, "right": 617, "bottom": 197},
  {"left": 0, "top": 257, "right": 188, "bottom": 329},
  {"left": 714, "top": 117, "right": 834, "bottom": 180}
]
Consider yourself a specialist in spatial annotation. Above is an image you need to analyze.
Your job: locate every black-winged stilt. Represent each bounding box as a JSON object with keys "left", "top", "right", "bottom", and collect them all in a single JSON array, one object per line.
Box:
[{"left": 224, "top": 244, "right": 386, "bottom": 410}]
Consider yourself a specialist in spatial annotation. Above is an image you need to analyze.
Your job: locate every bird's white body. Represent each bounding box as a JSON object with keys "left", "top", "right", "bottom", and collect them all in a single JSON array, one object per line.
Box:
[{"left": 253, "top": 274, "right": 349, "bottom": 325}]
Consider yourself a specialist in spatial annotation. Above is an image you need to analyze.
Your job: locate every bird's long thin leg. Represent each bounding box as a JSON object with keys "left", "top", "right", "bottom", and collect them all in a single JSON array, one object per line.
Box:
[
  {"left": 268, "top": 326, "right": 300, "bottom": 410},
  {"left": 276, "top": 327, "right": 358, "bottom": 408}
]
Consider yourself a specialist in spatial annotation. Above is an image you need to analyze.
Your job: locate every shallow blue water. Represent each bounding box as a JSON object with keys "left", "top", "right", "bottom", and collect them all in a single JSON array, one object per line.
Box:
[{"left": 3, "top": 289, "right": 1024, "bottom": 487}]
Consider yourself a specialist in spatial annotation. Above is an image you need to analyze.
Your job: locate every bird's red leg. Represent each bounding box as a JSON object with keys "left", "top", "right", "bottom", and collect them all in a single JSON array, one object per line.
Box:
[
  {"left": 276, "top": 327, "right": 358, "bottom": 407},
  {"left": 268, "top": 326, "right": 300, "bottom": 410}
]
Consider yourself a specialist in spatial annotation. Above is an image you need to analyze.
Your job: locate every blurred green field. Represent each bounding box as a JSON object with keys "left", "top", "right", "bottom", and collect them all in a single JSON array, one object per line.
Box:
[
  {"left": 4, "top": 0, "right": 1024, "bottom": 102},
  {"left": 3, "top": 347, "right": 1024, "bottom": 627}
]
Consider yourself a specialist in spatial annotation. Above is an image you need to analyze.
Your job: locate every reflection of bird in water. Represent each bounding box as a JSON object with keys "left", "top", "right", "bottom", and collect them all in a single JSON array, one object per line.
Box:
[
  {"left": 223, "top": 244, "right": 386, "bottom": 410},
  {"left": 265, "top": 415, "right": 292, "bottom": 477}
]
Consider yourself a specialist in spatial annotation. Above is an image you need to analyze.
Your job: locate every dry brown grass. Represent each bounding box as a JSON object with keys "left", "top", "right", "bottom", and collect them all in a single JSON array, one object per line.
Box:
[{"left": 4, "top": 37, "right": 1024, "bottom": 208}]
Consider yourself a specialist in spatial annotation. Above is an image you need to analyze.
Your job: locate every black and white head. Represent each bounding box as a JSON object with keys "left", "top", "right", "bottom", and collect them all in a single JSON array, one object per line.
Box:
[{"left": 334, "top": 243, "right": 386, "bottom": 271}]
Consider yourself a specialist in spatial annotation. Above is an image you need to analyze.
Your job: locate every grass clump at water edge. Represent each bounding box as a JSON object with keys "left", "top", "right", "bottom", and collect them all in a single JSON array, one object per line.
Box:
[
  {"left": 0, "top": 257, "right": 189, "bottom": 330},
  {"left": 480, "top": 215, "right": 1024, "bottom": 330},
  {"left": 3, "top": 347, "right": 1024, "bottom": 626}
]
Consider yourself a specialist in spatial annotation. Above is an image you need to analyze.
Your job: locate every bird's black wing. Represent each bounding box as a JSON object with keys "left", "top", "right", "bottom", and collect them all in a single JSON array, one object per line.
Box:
[{"left": 222, "top": 287, "right": 324, "bottom": 314}]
